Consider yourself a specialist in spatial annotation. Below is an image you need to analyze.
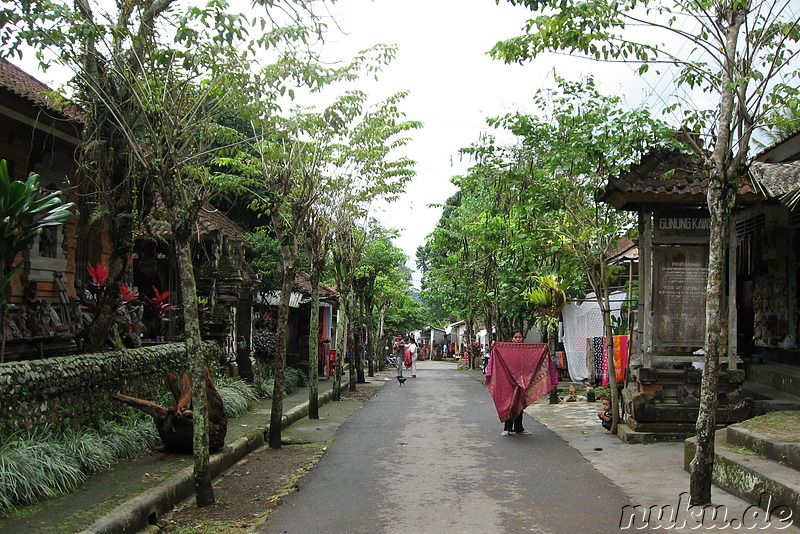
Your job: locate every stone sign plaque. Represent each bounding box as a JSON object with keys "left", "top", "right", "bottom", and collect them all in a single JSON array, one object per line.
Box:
[
  {"left": 653, "top": 210, "right": 710, "bottom": 243},
  {"left": 652, "top": 245, "right": 708, "bottom": 348}
]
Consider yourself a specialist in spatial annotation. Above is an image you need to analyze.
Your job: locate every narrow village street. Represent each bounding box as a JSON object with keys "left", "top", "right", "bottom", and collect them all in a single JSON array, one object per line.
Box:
[
  {"left": 3, "top": 2, "right": 800, "bottom": 533},
  {"left": 257, "top": 360, "right": 628, "bottom": 534}
]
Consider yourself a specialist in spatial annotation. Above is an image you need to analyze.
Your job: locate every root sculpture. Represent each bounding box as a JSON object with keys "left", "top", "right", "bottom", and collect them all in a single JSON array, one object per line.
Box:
[{"left": 113, "top": 366, "right": 227, "bottom": 453}]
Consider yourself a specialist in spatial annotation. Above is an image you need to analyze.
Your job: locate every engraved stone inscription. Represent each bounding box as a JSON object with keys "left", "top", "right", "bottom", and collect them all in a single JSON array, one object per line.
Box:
[{"left": 652, "top": 246, "right": 708, "bottom": 348}]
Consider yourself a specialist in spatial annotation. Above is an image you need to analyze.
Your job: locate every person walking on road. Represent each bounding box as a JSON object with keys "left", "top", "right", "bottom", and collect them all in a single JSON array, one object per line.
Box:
[
  {"left": 485, "top": 329, "right": 557, "bottom": 436},
  {"left": 393, "top": 334, "right": 405, "bottom": 375},
  {"left": 407, "top": 338, "right": 418, "bottom": 378}
]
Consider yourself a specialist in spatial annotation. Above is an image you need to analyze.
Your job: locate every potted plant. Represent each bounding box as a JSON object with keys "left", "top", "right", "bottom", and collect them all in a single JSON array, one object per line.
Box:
[
  {"left": 523, "top": 274, "right": 567, "bottom": 318},
  {"left": 141, "top": 286, "right": 179, "bottom": 341}
]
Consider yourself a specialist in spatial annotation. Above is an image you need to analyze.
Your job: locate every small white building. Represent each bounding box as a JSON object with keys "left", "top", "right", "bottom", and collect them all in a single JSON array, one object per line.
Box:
[
  {"left": 446, "top": 320, "right": 468, "bottom": 353},
  {"left": 419, "top": 326, "right": 448, "bottom": 359}
]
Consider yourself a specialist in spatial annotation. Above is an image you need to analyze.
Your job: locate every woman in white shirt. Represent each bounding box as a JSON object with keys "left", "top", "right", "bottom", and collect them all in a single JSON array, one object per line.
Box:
[{"left": 407, "top": 339, "right": 418, "bottom": 377}]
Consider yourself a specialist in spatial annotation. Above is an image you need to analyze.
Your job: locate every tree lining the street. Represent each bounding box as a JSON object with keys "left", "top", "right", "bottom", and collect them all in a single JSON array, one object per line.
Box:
[
  {"left": 491, "top": 0, "right": 800, "bottom": 504},
  {"left": 223, "top": 81, "right": 420, "bottom": 444},
  {"left": 492, "top": 75, "right": 678, "bottom": 431},
  {"left": 419, "top": 76, "right": 677, "bottom": 392},
  {"left": 354, "top": 221, "right": 422, "bottom": 377},
  {"left": 2, "top": 0, "right": 327, "bottom": 505},
  {"left": 1, "top": 0, "right": 422, "bottom": 499}
]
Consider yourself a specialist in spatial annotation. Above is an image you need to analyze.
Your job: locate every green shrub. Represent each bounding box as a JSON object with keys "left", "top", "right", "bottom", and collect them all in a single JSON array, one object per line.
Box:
[
  {"left": 215, "top": 375, "right": 259, "bottom": 418},
  {"left": 57, "top": 429, "right": 115, "bottom": 474},
  {"left": 285, "top": 366, "right": 308, "bottom": 390},
  {"left": 593, "top": 386, "right": 612, "bottom": 398},
  {"left": 257, "top": 376, "right": 276, "bottom": 398},
  {"left": 0, "top": 419, "right": 159, "bottom": 515},
  {"left": 0, "top": 431, "right": 84, "bottom": 509},
  {"left": 256, "top": 366, "right": 308, "bottom": 398}
]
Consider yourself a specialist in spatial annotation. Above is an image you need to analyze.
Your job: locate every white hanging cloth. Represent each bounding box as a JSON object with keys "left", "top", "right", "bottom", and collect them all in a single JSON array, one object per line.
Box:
[{"left": 560, "top": 292, "right": 625, "bottom": 382}]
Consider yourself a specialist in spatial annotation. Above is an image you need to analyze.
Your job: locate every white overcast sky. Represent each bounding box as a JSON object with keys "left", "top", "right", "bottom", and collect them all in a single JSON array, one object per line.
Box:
[
  {"left": 11, "top": 0, "right": 673, "bottom": 287},
  {"left": 320, "top": 0, "right": 658, "bottom": 286}
]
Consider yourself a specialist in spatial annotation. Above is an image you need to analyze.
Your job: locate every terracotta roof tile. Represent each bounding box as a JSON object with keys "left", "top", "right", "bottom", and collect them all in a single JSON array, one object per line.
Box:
[
  {"left": 196, "top": 205, "right": 246, "bottom": 240},
  {"left": 146, "top": 198, "right": 247, "bottom": 242},
  {"left": 749, "top": 160, "right": 800, "bottom": 208},
  {"left": 0, "top": 58, "right": 84, "bottom": 122},
  {"left": 606, "top": 237, "right": 637, "bottom": 261},
  {"left": 601, "top": 148, "right": 763, "bottom": 210},
  {"left": 292, "top": 272, "right": 338, "bottom": 300}
]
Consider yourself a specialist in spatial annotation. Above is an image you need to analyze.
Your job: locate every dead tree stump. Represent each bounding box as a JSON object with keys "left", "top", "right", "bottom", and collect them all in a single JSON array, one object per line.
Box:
[{"left": 113, "top": 366, "right": 227, "bottom": 453}]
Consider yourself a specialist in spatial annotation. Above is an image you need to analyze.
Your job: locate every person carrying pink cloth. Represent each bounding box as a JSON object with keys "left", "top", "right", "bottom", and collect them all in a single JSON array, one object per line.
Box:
[{"left": 485, "top": 329, "right": 558, "bottom": 436}]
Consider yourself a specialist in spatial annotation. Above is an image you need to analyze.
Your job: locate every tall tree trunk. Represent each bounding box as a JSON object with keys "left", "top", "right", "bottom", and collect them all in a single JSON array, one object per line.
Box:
[
  {"left": 602, "top": 304, "right": 619, "bottom": 432},
  {"left": 308, "top": 266, "right": 321, "bottom": 419},
  {"left": 486, "top": 314, "right": 494, "bottom": 354},
  {"left": 547, "top": 324, "right": 560, "bottom": 404},
  {"left": 270, "top": 265, "right": 293, "bottom": 449},
  {"left": 690, "top": 171, "right": 732, "bottom": 504},
  {"left": 348, "top": 296, "right": 358, "bottom": 391},
  {"left": 176, "top": 240, "right": 214, "bottom": 506},
  {"left": 364, "top": 293, "right": 375, "bottom": 378},
  {"left": 587, "top": 262, "right": 619, "bottom": 433},
  {"left": 690, "top": 4, "right": 744, "bottom": 505},
  {"left": 333, "top": 289, "right": 348, "bottom": 401},
  {"left": 465, "top": 316, "right": 475, "bottom": 370},
  {"left": 269, "top": 208, "right": 295, "bottom": 449},
  {"left": 378, "top": 307, "right": 387, "bottom": 370},
  {"left": 356, "top": 293, "right": 366, "bottom": 382}
]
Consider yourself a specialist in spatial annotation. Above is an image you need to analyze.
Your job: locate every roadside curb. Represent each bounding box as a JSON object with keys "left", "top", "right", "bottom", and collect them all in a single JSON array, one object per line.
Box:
[{"left": 79, "top": 387, "right": 338, "bottom": 534}]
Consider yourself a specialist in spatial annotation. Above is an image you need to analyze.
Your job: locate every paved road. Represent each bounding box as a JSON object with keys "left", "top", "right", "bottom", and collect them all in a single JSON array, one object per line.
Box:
[{"left": 258, "top": 361, "right": 629, "bottom": 534}]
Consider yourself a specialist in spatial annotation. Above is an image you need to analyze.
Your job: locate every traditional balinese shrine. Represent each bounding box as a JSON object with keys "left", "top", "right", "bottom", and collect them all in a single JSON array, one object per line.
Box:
[{"left": 601, "top": 147, "right": 763, "bottom": 442}]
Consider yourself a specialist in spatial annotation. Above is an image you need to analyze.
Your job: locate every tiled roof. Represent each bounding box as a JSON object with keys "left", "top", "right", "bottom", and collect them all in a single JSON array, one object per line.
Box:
[
  {"left": 292, "top": 272, "right": 338, "bottom": 300},
  {"left": 749, "top": 160, "right": 800, "bottom": 208},
  {"left": 196, "top": 205, "right": 246, "bottom": 241},
  {"left": 607, "top": 237, "right": 638, "bottom": 261},
  {"left": 147, "top": 199, "right": 247, "bottom": 242},
  {"left": 0, "top": 58, "right": 84, "bottom": 122},
  {"left": 752, "top": 127, "right": 800, "bottom": 162},
  {"left": 601, "top": 148, "right": 762, "bottom": 210}
]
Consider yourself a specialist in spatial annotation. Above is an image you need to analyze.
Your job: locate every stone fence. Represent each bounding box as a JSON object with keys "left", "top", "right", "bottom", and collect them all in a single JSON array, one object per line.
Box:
[{"left": 0, "top": 342, "right": 220, "bottom": 437}]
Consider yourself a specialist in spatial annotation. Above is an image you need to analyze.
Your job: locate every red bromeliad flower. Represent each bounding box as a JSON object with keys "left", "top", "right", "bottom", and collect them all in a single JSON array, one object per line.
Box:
[
  {"left": 87, "top": 263, "right": 109, "bottom": 287},
  {"left": 142, "top": 286, "right": 179, "bottom": 316},
  {"left": 120, "top": 285, "right": 138, "bottom": 303},
  {"left": 142, "top": 287, "right": 179, "bottom": 338}
]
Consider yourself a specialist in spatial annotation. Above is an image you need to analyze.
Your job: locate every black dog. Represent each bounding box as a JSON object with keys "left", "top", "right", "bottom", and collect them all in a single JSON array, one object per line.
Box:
[{"left": 396, "top": 376, "right": 407, "bottom": 386}]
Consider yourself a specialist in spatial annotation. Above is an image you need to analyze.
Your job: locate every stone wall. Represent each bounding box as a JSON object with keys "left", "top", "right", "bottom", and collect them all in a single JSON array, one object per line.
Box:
[{"left": 0, "top": 343, "right": 219, "bottom": 437}]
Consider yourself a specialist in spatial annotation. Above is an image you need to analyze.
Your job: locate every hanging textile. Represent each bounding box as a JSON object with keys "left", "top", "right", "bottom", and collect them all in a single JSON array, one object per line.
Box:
[
  {"left": 612, "top": 334, "right": 630, "bottom": 383},
  {"left": 485, "top": 342, "right": 557, "bottom": 422},
  {"left": 592, "top": 337, "right": 609, "bottom": 386},
  {"left": 560, "top": 291, "right": 626, "bottom": 382}
]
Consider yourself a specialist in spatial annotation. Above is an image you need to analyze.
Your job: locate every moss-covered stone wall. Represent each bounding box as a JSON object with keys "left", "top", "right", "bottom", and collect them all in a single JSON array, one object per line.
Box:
[{"left": 0, "top": 342, "right": 217, "bottom": 437}]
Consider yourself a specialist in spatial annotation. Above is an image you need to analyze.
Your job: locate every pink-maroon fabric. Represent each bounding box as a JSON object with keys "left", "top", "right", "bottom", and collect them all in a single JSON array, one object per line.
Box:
[
  {"left": 486, "top": 342, "right": 557, "bottom": 422},
  {"left": 613, "top": 335, "right": 629, "bottom": 382}
]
